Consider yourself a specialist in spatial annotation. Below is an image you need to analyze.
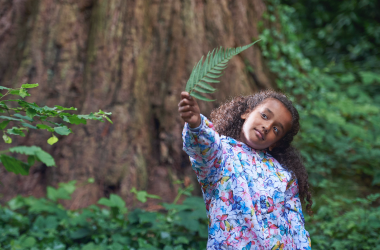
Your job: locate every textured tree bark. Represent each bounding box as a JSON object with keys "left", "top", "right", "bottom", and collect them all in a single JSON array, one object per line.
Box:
[{"left": 0, "top": 0, "right": 273, "bottom": 208}]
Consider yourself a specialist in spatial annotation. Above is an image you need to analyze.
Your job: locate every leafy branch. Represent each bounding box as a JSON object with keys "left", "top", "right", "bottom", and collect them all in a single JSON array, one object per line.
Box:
[
  {"left": 185, "top": 40, "right": 260, "bottom": 101},
  {"left": 0, "top": 83, "right": 113, "bottom": 176}
]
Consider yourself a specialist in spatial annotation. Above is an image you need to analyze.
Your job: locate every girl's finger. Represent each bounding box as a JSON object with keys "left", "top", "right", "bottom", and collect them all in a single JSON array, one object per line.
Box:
[
  {"left": 180, "top": 111, "right": 192, "bottom": 119},
  {"left": 179, "top": 98, "right": 193, "bottom": 107},
  {"left": 178, "top": 99, "right": 187, "bottom": 106},
  {"left": 180, "top": 92, "right": 194, "bottom": 103},
  {"left": 181, "top": 91, "right": 191, "bottom": 100},
  {"left": 178, "top": 105, "right": 193, "bottom": 112}
]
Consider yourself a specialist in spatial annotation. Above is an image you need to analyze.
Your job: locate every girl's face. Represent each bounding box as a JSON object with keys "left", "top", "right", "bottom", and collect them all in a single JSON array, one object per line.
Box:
[{"left": 240, "top": 98, "right": 293, "bottom": 150}]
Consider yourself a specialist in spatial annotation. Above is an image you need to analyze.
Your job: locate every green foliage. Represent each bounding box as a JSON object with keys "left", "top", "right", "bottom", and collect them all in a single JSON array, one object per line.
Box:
[
  {"left": 0, "top": 181, "right": 208, "bottom": 250},
  {"left": 259, "top": 0, "right": 380, "bottom": 248},
  {"left": 0, "top": 146, "right": 55, "bottom": 176},
  {"left": 0, "top": 84, "right": 112, "bottom": 176},
  {"left": 171, "top": 181, "right": 194, "bottom": 205},
  {"left": 47, "top": 181, "right": 77, "bottom": 202},
  {"left": 130, "top": 187, "right": 161, "bottom": 203},
  {"left": 282, "top": 0, "right": 380, "bottom": 69},
  {"left": 0, "top": 155, "right": 30, "bottom": 176},
  {"left": 185, "top": 40, "right": 260, "bottom": 101},
  {"left": 306, "top": 194, "right": 380, "bottom": 249},
  {"left": 9, "top": 146, "right": 55, "bottom": 166}
]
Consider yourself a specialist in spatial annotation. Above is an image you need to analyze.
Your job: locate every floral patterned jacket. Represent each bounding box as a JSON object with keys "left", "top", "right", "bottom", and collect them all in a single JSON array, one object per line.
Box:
[{"left": 182, "top": 115, "right": 311, "bottom": 250}]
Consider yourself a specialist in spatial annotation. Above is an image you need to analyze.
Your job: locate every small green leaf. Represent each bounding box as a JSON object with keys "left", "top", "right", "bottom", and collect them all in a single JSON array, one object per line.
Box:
[
  {"left": 98, "top": 197, "right": 112, "bottom": 206},
  {"left": 174, "top": 236, "right": 189, "bottom": 245},
  {"left": 110, "top": 194, "right": 126, "bottom": 208},
  {"left": 0, "top": 115, "right": 23, "bottom": 121},
  {"left": 130, "top": 188, "right": 161, "bottom": 203},
  {"left": 35, "top": 150, "right": 55, "bottom": 166},
  {"left": 26, "top": 108, "right": 37, "bottom": 118},
  {"left": 9, "top": 89, "right": 21, "bottom": 96},
  {"left": 0, "top": 154, "right": 30, "bottom": 175},
  {"left": 21, "top": 83, "right": 39, "bottom": 89},
  {"left": 146, "top": 193, "right": 162, "bottom": 199},
  {"left": 98, "top": 194, "right": 126, "bottom": 209},
  {"left": 9, "top": 146, "right": 56, "bottom": 166},
  {"left": 19, "top": 88, "right": 29, "bottom": 98},
  {"left": 41, "top": 106, "right": 57, "bottom": 112},
  {"left": 19, "top": 236, "right": 36, "bottom": 247},
  {"left": 136, "top": 192, "right": 148, "bottom": 203},
  {"left": 104, "top": 116, "right": 113, "bottom": 124},
  {"left": 7, "top": 127, "right": 26, "bottom": 137},
  {"left": 59, "top": 180, "right": 77, "bottom": 194},
  {"left": 13, "top": 114, "right": 34, "bottom": 122},
  {"left": 37, "top": 124, "right": 54, "bottom": 132},
  {"left": 63, "top": 115, "right": 86, "bottom": 125},
  {"left": 47, "top": 135, "right": 59, "bottom": 145},
  {"left": 96, "top": 110, "right": 112, "bottom": 116},
  {"left": 54, "top": 126, "right": 71, "bottom": 135},
  {"left": 3, "top": 134, "right": 12, "bottom": 143},
  {"left": 55, "top": 105, "right": 77, "bottom": 110},
  {"left": 47, "top": 186, "right": 71, "bottom": 202},
  {"left": 88, "top": 177, "right": 95, "bottom": 183},
  {"left": 0, "top": 120, "right": 10, "bottom": 130},
  {"left": 9, "top": 146, "right": 42, "bottom": 155},
  {"left": 21, "top": 123, "right": 37, "bottom": 129},
  {"left": 78, "top": 113, "right": 102, "bottom": 121},
  {"left": 0, "top": 86, "right": 10, "bottom": 90}
]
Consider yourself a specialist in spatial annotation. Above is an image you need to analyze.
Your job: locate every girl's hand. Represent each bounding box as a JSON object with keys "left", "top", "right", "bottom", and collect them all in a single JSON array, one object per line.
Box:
[{"left": 178, "top": 92, "right": 201, "bottom": 128}]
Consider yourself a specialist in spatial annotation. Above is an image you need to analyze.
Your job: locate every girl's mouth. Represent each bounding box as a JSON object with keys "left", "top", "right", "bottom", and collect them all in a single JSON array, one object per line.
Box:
[{"left": 254, "top": 129, "right": 264, "bottom": 140}]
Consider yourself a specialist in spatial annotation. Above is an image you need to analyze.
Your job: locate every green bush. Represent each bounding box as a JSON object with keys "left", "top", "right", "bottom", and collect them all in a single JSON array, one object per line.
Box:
[
  {"left": 0, "top": 181, "right": 208, "bottom": 250},
  {"left": 306, "top": 194, "right": 380, "bottom": 249},
  {"left": 0, "top": 84, "right": 112, "bottom": 176}
]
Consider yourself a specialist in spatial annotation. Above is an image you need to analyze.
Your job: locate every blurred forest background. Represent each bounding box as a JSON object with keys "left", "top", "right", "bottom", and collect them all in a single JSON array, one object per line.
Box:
[{"left": 1, "top": 0, "right": 380, "bottom": 249}]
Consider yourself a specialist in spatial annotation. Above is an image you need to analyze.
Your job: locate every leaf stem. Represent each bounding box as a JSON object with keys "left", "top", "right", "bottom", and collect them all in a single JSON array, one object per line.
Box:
[{"left": 172, "top": 190, "right": 183, "bottom": 205}]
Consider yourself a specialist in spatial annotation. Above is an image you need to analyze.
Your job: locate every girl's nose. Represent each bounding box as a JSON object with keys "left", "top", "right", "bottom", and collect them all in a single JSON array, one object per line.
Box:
[{"left": 262, "top": 126, "right": 268, "bottom": 134}]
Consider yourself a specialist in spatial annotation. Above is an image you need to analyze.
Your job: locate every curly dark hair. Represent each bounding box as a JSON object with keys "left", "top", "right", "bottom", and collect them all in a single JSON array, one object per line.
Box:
[{"left": 210, "top": 90, "right": 313, "bottom": 215}]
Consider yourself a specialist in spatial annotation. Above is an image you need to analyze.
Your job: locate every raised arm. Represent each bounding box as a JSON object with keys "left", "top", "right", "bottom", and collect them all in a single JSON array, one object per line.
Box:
[{"left": 179, "top": 92, "right": 224, "bottom": 186}]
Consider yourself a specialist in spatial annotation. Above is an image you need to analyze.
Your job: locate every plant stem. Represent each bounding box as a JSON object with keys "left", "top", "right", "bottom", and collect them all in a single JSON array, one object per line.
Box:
[{"left": 172, "top": 190, "right": 184, "bottom": 205}]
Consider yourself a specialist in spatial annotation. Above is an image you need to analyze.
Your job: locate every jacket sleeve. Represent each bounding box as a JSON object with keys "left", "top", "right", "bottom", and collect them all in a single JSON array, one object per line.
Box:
[
  {"left": 182, "top": 114, "right": 224, "bottom": 186},
  {"left": 284, "top": 180, "right": 312, "bottom": 249}
]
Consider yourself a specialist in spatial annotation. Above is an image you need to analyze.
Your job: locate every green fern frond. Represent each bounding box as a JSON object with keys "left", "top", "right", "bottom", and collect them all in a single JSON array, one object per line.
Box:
[{"left": 185, "top": 40, "right": 261, "bottom": 101}]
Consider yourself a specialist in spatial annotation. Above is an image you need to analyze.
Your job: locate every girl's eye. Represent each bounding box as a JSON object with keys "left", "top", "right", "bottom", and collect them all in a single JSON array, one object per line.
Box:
[
  {"left": 261, "top": 113, "right": 267, "bottom": 119},
  {"left": 274, "top": 127, "right": 278, "bottom": 134}
]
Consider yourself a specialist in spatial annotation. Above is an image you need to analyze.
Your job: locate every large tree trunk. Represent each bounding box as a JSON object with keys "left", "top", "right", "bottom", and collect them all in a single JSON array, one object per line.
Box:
[{"left": 0, "top": 0, "right": 273, "bottom": 208}]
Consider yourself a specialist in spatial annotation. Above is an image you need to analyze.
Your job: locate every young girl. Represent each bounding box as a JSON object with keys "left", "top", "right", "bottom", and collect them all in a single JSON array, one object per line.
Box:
[{"left": 178, "top": 90, "right": 312, "bottom": 250}]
